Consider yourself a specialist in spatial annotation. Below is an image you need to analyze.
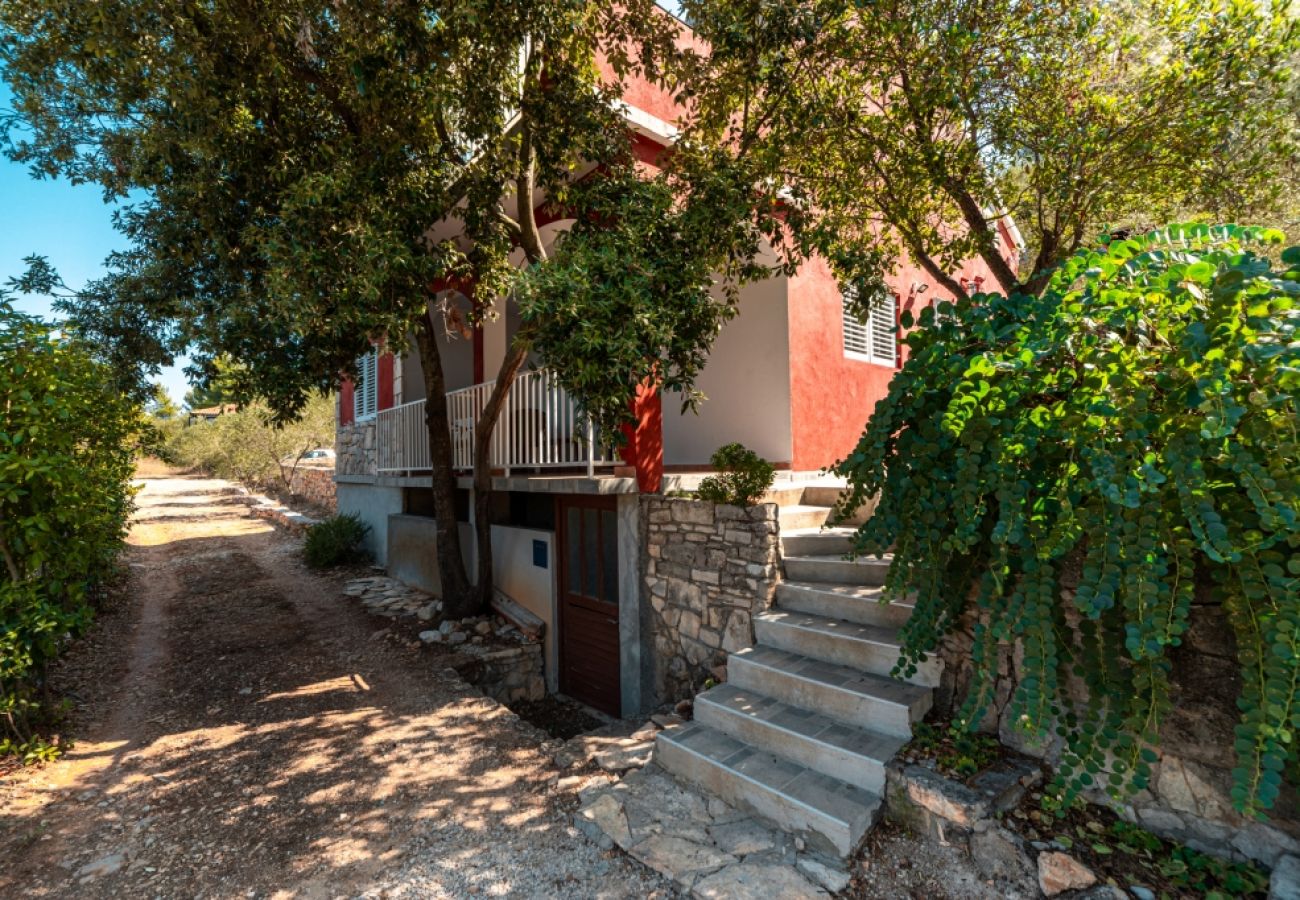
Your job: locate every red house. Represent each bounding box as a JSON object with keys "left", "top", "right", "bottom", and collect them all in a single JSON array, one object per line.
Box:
[{"left": 333, "top": 9, "right": 1021, "bottom": 859}]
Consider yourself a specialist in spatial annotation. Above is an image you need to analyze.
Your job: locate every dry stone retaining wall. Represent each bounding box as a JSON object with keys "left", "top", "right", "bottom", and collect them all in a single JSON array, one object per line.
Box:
[
  {"left": 280, "top": 465, "right": 337, "bottom": 512},
  {"left": 641, "top": 496, "right": 781, "bottom": 706},
  {"left": 934, "top": 563, "right": 1300, "bottom": 868}
]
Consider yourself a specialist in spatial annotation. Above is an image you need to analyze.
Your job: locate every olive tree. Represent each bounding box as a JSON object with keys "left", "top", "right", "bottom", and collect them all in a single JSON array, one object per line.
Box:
[{"left": 677, "top": 0, "right": 1299, "bottom": 298}]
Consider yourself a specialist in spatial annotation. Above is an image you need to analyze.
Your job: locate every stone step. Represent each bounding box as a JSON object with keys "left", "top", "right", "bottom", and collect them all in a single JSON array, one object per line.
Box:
[
  {"left": 759, "top": 486, "right": 812, "bottom": 508},
  {"left": 754, "top": 610, "right": 941, "bottom": 687},
  {"left": 777, "top": 505, "right": 834, "bottom": 531},
  {"left": 776, "top": 581, "right": 915, "bottom": 629},
  {"left": 800, "top": 487, "right": 877, "bottom": 525},
  {"left": 783, "top": 554, "right": 891, "bottom": 586},
  {"left": 780, "top": 529, "right": 856, "bottom": 557},
  {"left": 655, "top": 722, "right": 882, "bottom": 858},
  {"left": 694, "top": 683, "right": 907, "bottom": 794},
  {"left": 728, "top": 645, "right": 930, "bottom": 738}
]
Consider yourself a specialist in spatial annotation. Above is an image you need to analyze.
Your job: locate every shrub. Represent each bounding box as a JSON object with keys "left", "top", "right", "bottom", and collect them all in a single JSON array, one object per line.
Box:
[
  {"left": 163, "top": 394, "right": 335, "bottom": 491},
  {"left": 304, "top": 514, "right": 371, "bottom": 569},
  {"left": 696, "top": 442, "right": 776, "bottom": 507},
  {"left": 832, "top": 225, "right": 1299, "bottom": 817},
  {"left": 0, "top": 302, "right": 146, "bottom": 761}
]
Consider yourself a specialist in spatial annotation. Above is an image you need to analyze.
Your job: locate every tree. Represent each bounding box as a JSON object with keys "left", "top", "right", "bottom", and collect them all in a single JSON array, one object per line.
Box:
[
  {"left": 1, "top": 1, "right": 781, "bottom": 617},
  {"left": 145, "top": 383, "right": 178, "bottom": 420},
  {"left": 166, "top": 394, "right": 337, "bottom": 491},
  {"left": 676, "top": 0, "right": 1299, "bottom": 298},
  {"left": 182, "top": 356, "right": 244, "bottom": 410},
  {"left": 831, "top": 224, "right": 1300, "bottom": 818}
]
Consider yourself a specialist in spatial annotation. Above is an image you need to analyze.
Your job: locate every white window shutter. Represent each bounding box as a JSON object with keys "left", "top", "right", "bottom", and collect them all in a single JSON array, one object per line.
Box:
[
  {"left": 842, "top": 290, "right": 898, "bottom": 366},
  {"left": 869, "top": 294, "right": 898, "bottom": 365},
  {"left": 842, "top": 295, "right": 870, "bottom": 356}
]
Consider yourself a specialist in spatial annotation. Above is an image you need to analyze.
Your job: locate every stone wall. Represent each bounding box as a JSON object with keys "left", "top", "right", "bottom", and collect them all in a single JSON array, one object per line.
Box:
[
  {"left": 279, "top": 464, "right": 337, "bottom": 512},
  {"left": 934, "top": 564, "right": 1300, "bottom": 868},
  {"left": 336, "top": 420, "right": 376, "bottom": 477},
  {"left": 641, "top": 496, "right": 781, "bottom": 706},
  {"left": 452, "top": 642, "right": 546, "bottom": 705}
]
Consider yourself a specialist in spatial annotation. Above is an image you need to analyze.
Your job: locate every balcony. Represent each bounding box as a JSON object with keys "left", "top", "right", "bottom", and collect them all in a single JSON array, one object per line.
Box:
[{"left": 376, "top": 368, "right": 619, "bottom": 476}]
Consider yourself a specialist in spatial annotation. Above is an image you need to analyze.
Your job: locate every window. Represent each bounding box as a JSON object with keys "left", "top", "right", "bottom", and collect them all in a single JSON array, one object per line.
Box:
[
  {"left": 842, "top": 290, "right": 898, "bottom": 366},
  {"left": 353, "top": 350, "right": 378, "bottom": 421}
]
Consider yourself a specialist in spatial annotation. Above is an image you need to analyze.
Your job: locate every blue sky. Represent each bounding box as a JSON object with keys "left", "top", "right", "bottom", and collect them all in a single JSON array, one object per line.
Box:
[{"left": 1, "top": 83, "right": 193, "bottom": 404}]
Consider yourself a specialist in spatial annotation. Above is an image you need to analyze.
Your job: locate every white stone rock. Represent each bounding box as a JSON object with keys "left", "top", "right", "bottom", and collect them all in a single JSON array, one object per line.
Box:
[
  {"left": 1038, "top": 851, "right": 1097, "bottom": 896},
  {"left": 709, "top": 819, "right": 775, "bottom": 857},
  {"left": 796, "top": 855, "right": 850, "bottom": 893},
  {"left": 76, "top": 853, "right": 125, "bottom": 880},
  {"left": 1271, "top": 854, "right": 1300, "bottom": 900},
  {"left": 629, "top": 834, "right": 733, "bottom": 884},
  {"left": 693, "top": 862, "right": 825, "bottom": 899},
  {"left": 578, "top": 794, "right": 632, "bottom": 849},
  {"left": 594, "top": 740, "right": 654, "bottom": 773}
]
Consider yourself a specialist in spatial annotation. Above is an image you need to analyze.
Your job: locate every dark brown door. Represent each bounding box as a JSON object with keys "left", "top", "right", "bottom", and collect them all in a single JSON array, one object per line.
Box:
[{"left": 557, "top": 495, "right": 621, "bottom": 716}]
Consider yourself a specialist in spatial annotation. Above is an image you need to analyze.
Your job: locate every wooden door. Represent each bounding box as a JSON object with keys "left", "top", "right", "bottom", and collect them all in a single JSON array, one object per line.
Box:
[{"left": 557, "top": 495, "right": 621, "bottom": 716}]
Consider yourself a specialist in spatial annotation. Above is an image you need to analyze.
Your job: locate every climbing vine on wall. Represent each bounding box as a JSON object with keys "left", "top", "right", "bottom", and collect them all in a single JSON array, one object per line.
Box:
[{"left": 833, "top": 224, "right": 1299, "bottom": 817}]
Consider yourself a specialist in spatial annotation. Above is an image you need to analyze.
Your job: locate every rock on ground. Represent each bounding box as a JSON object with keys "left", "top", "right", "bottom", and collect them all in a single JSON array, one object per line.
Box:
[
  {"left": 1273, "top": 855, "right": 1300, "bottom": 900},
  {"left": 1037, "top": 851, "right": 1098, "bottom": 896},
  {"left": 574, "top": 763, "right": 837, "bottom": 897}
]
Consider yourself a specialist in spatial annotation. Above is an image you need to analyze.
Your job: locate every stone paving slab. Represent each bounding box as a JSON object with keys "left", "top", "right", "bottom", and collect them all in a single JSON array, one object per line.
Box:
[{"left": 575, "top": 761, "right": 845, "bottom": 897}]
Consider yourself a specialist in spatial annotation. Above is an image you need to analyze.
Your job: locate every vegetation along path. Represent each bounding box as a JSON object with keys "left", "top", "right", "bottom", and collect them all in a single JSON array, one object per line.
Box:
[{"left": 0, "top": 471, "right": 670, "bottom": 898}]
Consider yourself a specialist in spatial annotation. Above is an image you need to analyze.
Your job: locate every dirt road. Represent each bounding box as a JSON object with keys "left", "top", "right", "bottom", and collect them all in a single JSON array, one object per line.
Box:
[{"left": 0, "top": 473, "right": 670, "bottom": 899}]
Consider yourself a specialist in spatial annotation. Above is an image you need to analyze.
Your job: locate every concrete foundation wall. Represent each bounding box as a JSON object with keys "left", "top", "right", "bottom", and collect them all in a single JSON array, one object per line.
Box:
[
  {"left": 336, "top": 482, "right": 403, "bottom": 564},
  {"left": 490, "top": 525, "right": 559, "bottom": 693},
  {"left": 385, "top": 513, "right": 475, "bottom": 595}
]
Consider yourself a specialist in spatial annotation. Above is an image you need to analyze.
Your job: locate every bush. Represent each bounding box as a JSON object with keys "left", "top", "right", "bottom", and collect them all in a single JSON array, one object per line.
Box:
[
  {"left": 164, "top": 394, "right": 335, "bottom": 490},
  {"left": 696, "top": 442, "right": 776, "bottom": 507},
  {"left": 0, "top": 302, "right": 146, "bottom": 761},
  {"left": 304, "top": 514, "right": 371, "bottom": 569},
  {"left": 833, "top": 225, "right": 1299, "bottom": 817}
]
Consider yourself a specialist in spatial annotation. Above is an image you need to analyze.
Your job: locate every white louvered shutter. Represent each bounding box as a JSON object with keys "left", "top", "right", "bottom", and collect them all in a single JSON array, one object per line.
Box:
[
  {"left": 842, "top": 290, "right": 898, "bottom": 366},
  {"left": 842, "top": 295, "right": 870, "bottom": 356},
  {"left": 869, "top": 294, "right": 898, "bottom": 365}
]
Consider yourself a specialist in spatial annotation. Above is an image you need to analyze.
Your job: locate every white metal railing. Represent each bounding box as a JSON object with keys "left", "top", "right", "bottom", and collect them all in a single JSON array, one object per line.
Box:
[
  {"left": 376, "top": 397, "right": 431, "bottom": 473},
  {"left": 375, "top": 368, "right": 618, "bottom": 475}
]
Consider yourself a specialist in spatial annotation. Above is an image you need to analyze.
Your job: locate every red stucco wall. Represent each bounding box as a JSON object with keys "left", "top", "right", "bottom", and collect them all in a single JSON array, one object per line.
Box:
[
  {"left": 339, "top": 378, "right": 355, "bottom": 427},
  {"left": 787, "top": 231, "right": 1019, "bottom": 471}
]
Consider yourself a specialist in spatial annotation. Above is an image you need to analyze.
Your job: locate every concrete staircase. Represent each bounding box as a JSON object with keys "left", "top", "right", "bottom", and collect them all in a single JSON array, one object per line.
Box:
[{"left": 655, "top": 495, "right": 934, "bottom": 858}]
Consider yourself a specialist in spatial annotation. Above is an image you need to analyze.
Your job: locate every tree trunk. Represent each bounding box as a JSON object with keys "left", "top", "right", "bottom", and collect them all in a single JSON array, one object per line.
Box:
[
  {"left": 413, "top": 304, "right": 476, "bottom": 618},
  {"left": 470, "top": 340, "right": 530, "bottom": 608}
]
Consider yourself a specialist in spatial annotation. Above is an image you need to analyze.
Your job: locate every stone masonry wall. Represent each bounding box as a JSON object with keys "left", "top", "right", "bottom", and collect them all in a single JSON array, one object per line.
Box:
[
  {"left": 641, "top": 496, "right": 781, "bottom": 706},
  {"left": 336, "top": 420, "right": 376, "bottom": 477},
  {"left": 279, "top": 465, "right": 337, "bottom": 513},
  {"left": 453, "top": 643, "right": 546, "bottom": 706},
  {"left": 934, "top": 561, "right": 1300, "bottom": 868}
]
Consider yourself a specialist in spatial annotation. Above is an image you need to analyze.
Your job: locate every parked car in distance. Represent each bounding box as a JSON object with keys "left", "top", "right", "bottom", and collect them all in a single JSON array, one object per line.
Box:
[{"left": 283, "top": 448, "right": 335, "bottom": 465}]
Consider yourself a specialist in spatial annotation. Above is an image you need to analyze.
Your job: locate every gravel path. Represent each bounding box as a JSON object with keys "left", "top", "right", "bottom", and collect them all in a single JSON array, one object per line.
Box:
[{"left": 0, "top": 473, "right": 673, "bottom": 899}]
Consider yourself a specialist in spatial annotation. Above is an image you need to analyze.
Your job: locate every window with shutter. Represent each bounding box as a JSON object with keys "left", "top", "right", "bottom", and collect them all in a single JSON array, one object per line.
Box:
[
  {"left": 353, "top": 350, "right": 378, "bottom": 421},
  {"left": 841, "top": 291, "right": 898, "bottom": 366},
  {"left": 869, "top": 294, "right": 897, "bottom": 364}
]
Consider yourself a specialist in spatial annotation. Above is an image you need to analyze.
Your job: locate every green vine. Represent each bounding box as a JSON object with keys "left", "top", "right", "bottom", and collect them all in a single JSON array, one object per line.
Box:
[{"left": 833, "top": 224, "right": 1300, "bottom": 817}]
